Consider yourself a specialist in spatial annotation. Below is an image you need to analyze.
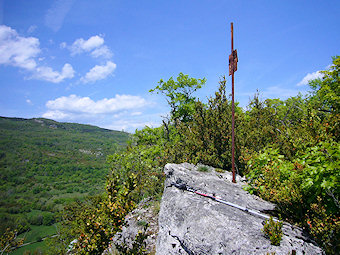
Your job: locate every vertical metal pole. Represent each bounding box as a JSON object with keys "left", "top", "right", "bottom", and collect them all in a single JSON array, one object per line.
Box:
[{"left": 231, "top": 22, "right": 236, "bottom": 183}]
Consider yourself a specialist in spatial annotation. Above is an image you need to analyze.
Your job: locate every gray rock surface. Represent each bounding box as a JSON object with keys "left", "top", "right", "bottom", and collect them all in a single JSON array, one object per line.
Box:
[
  {"left": 103, "top": 198, "right": 159, "bottom": 254},
  {"left": 156, "top": 163, "right": 323, "bottom": 255}
]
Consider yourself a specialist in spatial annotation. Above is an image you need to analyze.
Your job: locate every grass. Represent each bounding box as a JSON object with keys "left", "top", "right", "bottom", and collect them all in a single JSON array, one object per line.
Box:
[
  {"left": 197, "top": 165, "right": 209, "bottom": 172},
  {"left": 10, "top": 239, "right": 48, "bottom": 255},
  {"left": 18, "top": 224, "right": 57, "bottom": 243},
  {"left": 12, "top": 225, "right": 58, "bottom": 254}
]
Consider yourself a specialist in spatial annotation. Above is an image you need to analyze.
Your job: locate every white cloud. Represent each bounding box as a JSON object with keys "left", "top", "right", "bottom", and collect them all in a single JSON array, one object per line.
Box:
[
  {"left": 91, "top": 45, "right": 113, "bottom": 59},
  {"left": 262, "top": 86, "right": 305, "bottom": 98},
  {"left": 65, "top": 35, "right": 113, "bottom": 59},
  {"left": 81, "top": 61, "right": 116, "bottom": 83},
  {"left": 32, "top": 63, "right": 75, "bottom": 83},
  {"left": 70, "top": 35, "right": 104, "bottom": 55},
  {"left": 0, "top": 25, "right": 40, "bottom": 70},
  {"left": 103, "top": 120, "right": 160, "bottom": 132},
  {"left": 240, "top": 86, "right": 307, "bottom": 106},
  {"left": 42, "top": 95, "right": 163, "bottom": 132},
  {"left": 0, "top": 25, "right": 74, "bottom": 83},
  {"left": 45, "top": 94, "right": 148, "bottom": 115},
  {"left": 297, "top": 71, "right": 324, "bottom": 86},
  {"left": 45, "top": 0, "right": 75, "bottom": 32},
  {"left": 43, "top": 110, "right": 71, "bottom": 120},
  {"left": 26, "top": 99, "right": 32, "bottom": 104}
]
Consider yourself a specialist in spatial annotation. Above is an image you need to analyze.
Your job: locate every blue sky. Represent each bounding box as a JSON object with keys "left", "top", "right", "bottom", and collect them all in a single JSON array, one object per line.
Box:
[{"left": 0, "top": 0, "right": 339, "bottom": 132}]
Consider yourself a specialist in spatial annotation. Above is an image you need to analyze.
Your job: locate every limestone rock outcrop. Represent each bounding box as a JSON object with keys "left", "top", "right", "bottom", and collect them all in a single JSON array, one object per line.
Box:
[
  {"left": 156, "top": 163, "right": 323, "bottom": 255},
  {"left": 103, "top": 198, "right": 159, "bottom": 254}
]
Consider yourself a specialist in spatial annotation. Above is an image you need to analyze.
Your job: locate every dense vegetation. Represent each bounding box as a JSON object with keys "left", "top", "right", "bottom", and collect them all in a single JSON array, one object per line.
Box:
[
  {"left": 52, "top": 58, "right": 338, "bottom": 254},
  {"left": 0, "top": 117, "right": 129, "bottom": 254},
  {"left": 2, "top": 57, "right": 339, "bottom": 254}
]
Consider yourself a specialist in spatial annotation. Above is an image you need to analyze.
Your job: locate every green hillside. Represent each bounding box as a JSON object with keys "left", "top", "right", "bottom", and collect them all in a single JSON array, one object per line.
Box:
[{"left": 0, "top": 117, "right": 129, "bottom": 252}]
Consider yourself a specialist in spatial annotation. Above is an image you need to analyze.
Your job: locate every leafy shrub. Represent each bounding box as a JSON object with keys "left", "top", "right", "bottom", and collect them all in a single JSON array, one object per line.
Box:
[
  {"left": 28, "top": 214, "right": 43, "bottom": 226},
  {"left": 15, "top": 217, "right": 31, "bottom": 234},
  {"left": 42, "top": 212, "right": 55, "bottom": 226},
  {"left": 245, "top": 143, "right": 339, "bottom": 253},
  {"left": 50, "top": 162, "right": 140, "bottom": 254},
  {"left": 305, "top": 197, "right": 340, "bottom": 255},
  {"left": 244, "top": 148, "right": 303, "bottom": 218},
  {"left": 66, "top": 187, "right": 73, "bottom": 193},
  {"left": 197, "top": 165, "right": 209, "bottom": 172},
  {"left": 0, "top": 228, "right": 24, "bottom": 254},
  {"left": 262, "top": 217, "right": 283, "bottom": 246}
]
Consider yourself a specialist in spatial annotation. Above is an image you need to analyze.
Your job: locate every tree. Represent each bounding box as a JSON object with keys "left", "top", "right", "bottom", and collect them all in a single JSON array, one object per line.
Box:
[
  {"left": 309, "top": 56, "right": 340, "bottom": 114},
  {"left": 0, "top": 228, "right": 24, "bottom": 254},
  {"left": 150, "top": 73, "right": 206, "bottom": 123},
  {"left": 308, "top": 56, "right": 340, "bottom": 140}
]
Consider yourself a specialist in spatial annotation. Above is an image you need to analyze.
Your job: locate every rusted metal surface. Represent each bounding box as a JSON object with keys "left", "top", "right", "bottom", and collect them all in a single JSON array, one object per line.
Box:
[
  {"left": 229, "top": 49, "right": 238, "bottom": 75},
  {"left": 229, "top": 22, "right": 238, "bottom": 183}
]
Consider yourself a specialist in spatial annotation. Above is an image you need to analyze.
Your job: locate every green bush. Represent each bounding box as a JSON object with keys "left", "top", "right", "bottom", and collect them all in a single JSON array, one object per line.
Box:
[
  {"left": 28, "top": 215, "right": 43, "bottom": 226},
  {"left": 245, "top": 144, "right": 339, "bottom": 253},
  {"left": 42, "top": 213, "right": 54, "bottom": 226},
  {"left": 262, "top": 217, "right": 283, "bottom": 246},
  {"left": 167, "top": 77, "right": 244, "bottom": 171}
]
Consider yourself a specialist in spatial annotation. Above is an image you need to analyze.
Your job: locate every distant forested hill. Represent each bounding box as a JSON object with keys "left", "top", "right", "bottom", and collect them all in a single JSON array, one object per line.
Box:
[{"left": 0, "top": 116, "right": 129, "bottom": 247}]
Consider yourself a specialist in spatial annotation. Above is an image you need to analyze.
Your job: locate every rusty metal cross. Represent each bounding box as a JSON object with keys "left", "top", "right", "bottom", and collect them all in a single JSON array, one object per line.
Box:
[{"left": 229, "top": 22, "right": 237, "bottom": 183}]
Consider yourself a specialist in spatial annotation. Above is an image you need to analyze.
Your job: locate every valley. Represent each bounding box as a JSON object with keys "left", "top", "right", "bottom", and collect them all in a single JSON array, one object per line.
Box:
[{"left": 0, "top": 117, "right": 129, "bottom": 253}]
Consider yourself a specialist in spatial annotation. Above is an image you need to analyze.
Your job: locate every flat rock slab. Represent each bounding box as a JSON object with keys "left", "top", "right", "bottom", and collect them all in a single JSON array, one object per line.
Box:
[{"left": 156, "top": 163, "right": 323, "bottom": 255}]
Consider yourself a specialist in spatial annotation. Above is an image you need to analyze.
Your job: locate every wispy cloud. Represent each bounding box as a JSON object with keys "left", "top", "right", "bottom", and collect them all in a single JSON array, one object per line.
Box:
[
  {"left": 27, "top": 25, "right": 37, "bottom": 34},
  {"left": 103, "top": 119, "right": 160, "bottom": 132},
  {"left": 64, "top": 35, "right": 113, "bottom": 59},
  {"left": 91, "top": 45, "right": 112, "bottom": 59},
  {"left": 45, "top": 0, "right": 75, "bottom": 32},
  {"left": 31, "top": 63, "right": 75, "bottom": 83},
  {"left": 131, "top": 112, "right": 142, "bottom": 116},
  {"left": 262, "top": 86, "right": 306, "bottom": 98},
  {"left": 0, "top": 25, "right": 74, "bottom": 83},
  {"left": 297, "top": 71, "right": 323, "bottom": 86},
  {"left": 239, "top": 85, "right": 307, "bottom": 107},
  {"left": 70, "top": 35, "right": 104, "bottom": 55},
  {"left": 80, "top": 61, "right": 116, "bottom": 83}
]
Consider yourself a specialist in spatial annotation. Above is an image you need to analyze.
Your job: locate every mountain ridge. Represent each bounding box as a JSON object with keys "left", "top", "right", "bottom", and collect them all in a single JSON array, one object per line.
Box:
[{"left": 0, "top": 115, "right": 128, "bottom": 133}]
